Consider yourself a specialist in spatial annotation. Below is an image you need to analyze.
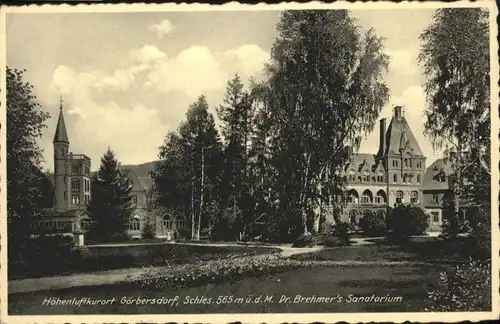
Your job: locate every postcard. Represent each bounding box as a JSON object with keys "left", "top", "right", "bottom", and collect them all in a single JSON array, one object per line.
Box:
[{"left": 1, "top": 1, "right": 498, "bottom": 323}]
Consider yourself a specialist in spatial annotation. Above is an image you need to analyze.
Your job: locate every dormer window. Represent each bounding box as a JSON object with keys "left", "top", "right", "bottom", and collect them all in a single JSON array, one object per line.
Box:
[
  {"left": 348, "top": 169, "right": 355, "bottom": 181},
  {"left": 438, "top": 175, "right": 446, "bottom": 183},
  {"left": 377, "top": 171, "right": 384, "bottom": 182},
  {"left": 363, "top": 170, "right": 370, "bottom": 182}
]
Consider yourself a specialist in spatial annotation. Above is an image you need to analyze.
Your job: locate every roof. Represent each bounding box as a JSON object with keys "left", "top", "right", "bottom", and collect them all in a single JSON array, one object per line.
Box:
[
  {"left": 344, "top": 153, "right": 381, "bottom": 172},
  {"left": 53, "top": 105, "right": 69, "bottom": 144},
  {"left": 384, "top": 115, "right": 423, "bottom": 156},
  {"left": 423, "top": 158, "right": 452, "bottom": 191}
]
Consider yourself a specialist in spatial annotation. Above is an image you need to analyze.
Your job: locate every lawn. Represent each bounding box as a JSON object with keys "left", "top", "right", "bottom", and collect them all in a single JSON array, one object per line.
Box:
[
  {"left": 291, "top": 236, "right": 477, "bottom": 264},
  {"left": 8, "top": 263, "right": 452, "bottom": 314}
]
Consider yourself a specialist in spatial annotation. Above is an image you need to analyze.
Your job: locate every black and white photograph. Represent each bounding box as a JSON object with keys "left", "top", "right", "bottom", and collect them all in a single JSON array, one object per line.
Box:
[{"left": 1, "top": 1, "right": 498, "bottom": 323}]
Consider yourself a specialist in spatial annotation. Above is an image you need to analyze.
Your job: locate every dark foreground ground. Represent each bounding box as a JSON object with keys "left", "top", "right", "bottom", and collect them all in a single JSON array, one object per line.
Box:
[{"left": 9, "top": 263, "right": 453, "bottom": 314}]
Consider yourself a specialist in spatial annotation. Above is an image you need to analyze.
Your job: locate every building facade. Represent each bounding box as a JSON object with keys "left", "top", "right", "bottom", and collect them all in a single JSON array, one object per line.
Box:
[
  {"left": 325, "top": 106, "right": 443, "bottom": 232},
  {"left": 40, "top": 101, "right": 183, "bottom": 239}
]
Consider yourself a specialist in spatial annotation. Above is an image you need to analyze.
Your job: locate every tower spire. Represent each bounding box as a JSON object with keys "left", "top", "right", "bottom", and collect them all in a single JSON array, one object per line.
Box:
[{"left": 53, "top": 96, "right": 69, "bottom": 144}]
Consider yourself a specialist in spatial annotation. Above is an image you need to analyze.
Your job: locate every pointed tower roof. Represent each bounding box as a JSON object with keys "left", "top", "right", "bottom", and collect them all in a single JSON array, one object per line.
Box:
[
  {"left": 384, "top": 106, "right": 423, "bottom": 156},
  {"left": 53, "top": 97, "right": 69, "bottom": 144}
]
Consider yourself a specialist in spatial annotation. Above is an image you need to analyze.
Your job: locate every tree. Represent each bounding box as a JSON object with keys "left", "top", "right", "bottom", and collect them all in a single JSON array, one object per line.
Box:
[
  {"left": 419, "top": 8, "right": 490, "bottom": 236},
  {"left": 6, "top": 67, "right": 50, "bottom": 254},
  {"left": 86, "top": 148, "right": 134, "bottom": 242},
  {"left": 387, "top": 206, "right": 430, "bottom": 240},
  {"left": 154, "top": 95, "right": 224, "bottom": 241},
  {"left": 254, "top": 10, "right": 389, "bottom": 238},
  {"left": 217, "top": 74, "right": 256, "bottom": 236}
]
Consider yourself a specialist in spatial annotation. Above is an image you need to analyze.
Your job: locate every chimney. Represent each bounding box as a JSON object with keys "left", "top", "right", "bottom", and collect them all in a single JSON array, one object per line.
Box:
[
  {"left": 379, "top": 118, "right": 386, "bottom": 155},
  {"left": 394, "top": 106, "right": 403, "bottom": 120}
]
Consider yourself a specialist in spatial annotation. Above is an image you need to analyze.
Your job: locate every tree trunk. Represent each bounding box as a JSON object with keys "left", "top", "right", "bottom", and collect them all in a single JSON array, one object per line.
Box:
[
  {"left": 301, "top": 154, "right": 312, "bottom": 235},
  {"left": 191, "top": 168, "right": 195, "bottom": 241},
  {"left": 196, "top": 147, "right": 205, "bottom": 240}
]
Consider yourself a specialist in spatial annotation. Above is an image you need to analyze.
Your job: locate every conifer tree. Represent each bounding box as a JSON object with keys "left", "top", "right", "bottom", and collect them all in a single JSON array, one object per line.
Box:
[{"left": 87, "top": 148, "right": 134, "bottom": 242}]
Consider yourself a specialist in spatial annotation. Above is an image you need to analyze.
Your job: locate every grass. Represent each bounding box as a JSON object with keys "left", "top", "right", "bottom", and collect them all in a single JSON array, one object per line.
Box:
[
  {"left": 291, "top": 236, "right": 475, "bottom": 264},
  {"left": 8, "top": 263, "right": 453, "bottom": 314},
  {"left": 9, "top": 243, "right": 280, "bottom": 280}
]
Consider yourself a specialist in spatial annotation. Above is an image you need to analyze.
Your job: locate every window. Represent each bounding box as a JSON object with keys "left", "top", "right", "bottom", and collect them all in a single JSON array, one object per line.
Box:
[
  {"left": 132, "top": 195, "right": 138, "bottom": 205},
  {"left": 431, "top": 212, "right": 439, "bottom": 223},
  {"left": 71, "top": 194, "right": 80, "bottom": 205},
  {"left": 404, "top": 158, "right": 409, "bottom": 168},
  {"left": 363, "top": 170, "right": 369, "bottom": 182},
  {"left": 396, "top": 191, "right": 403, "bottom": 204},
  {"left": 431, "top": 194, "right": 438, "bottom": 203},
  {"left": 416, "top": 161, "right": 422, "bottom": 169},
  {"left": 403, "top": 174, "right": 408, "bottom": 183},
  {"left": 393, "top": 173, "right": 397, "bottom": 183},
  {"left": 410, "top": 191, "right": 418, "bottom": 203},
  {"left": 417, "top": 174, "right": 421, "bottom": 184},
  {"left": 361, "top": 190, "right": 373, "bottom": 203},
  {"left": 72, "top": 165, "right": 80, "bottom": 175},
  {"left": 348, "top": 170, "right": 355, "bottom": 181},
  {"left": 438, "top": 175, "right": 446, "bottom": 182},
  {"left": 377, "top": 171, "right": 384, "bottom": 182},
  {"left": 349, "top": 211, "right": 357, "bottom": 226},
  {"left": 129, "top": 217, "right": 141, "bottom": 231},
  {"left": 71, "top": 179, "right": 80, "bottom": 192}
]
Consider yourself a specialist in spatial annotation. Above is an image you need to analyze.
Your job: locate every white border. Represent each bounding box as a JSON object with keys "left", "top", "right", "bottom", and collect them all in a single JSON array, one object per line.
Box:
[{"left": 0, "top": 1, "right": 498, "bottom": 323}]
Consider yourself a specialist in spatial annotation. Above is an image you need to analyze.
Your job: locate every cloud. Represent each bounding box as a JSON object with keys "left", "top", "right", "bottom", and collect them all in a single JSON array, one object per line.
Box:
[
  {"left": 386, "top": 47, "right": 420, "bottom": 76},
  {"left": 45, "top": 43, "right": 270, "bottom": 168},
  {"left": 148, "top": 19, "right": 175, "bottom": 39}
]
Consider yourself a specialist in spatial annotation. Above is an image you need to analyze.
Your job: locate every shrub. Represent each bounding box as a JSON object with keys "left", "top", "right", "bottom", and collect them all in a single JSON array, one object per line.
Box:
[
  {"left": 358, "top": 213, "right": 386, "bottom": 237},
  {"left": 331, "top": 221, "right": 350, "bottom": 246},
  {"left": 425, "top": 259, "right": 491, "bottom": 311},
  {"left": 292, "top": 233, "right": 317, "bottom": 247},
  {"left": 321, "top": 235, "right": 343, "bottom": 247},
  {"left": 141, "top": 217, "right": 156, "bottom": 240},
  {"left": 387, "top": 205, "right": 429, "bottom": 239}
]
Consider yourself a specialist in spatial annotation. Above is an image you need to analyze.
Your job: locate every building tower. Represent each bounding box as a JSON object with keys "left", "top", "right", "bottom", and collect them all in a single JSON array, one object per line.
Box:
[
  {"left": 53, "top": 97, "right": 70, "bottom": 212},
  {"left": 378, "top": 106, "right": 426, "bottom": 208},
  {"left": 53, "top": 97, "right": 92, "bottom": 213}
]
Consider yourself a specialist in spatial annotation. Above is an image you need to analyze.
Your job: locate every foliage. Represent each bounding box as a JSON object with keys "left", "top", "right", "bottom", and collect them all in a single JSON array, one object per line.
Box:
[
  {"left": 6, "top": 67, "right": 51, "bottom": 254},
  {"left": 358, "top": 213, "right": 386, "bottom": 237},
  {"left": 141, "top": 214, "right": 156, "bottom": 240},
  {"left": 86, "top": 148, "right": 134, "bottom": 242},
  {"left": 328, "top": 221, "right": 351, "bottom": 246},
  {"left": 154, "top": 95, "right": 224, "bottom": 241},
  {"left": 387, "top": 206, "right": 429, "bottom": 239},
  {"left": 292, "top": 233, "right": 318, "bottom": 248},
  {"left": 128, "top": 253, "right": 305, "bottom": 290},
  {"left": 250, "top": 10, "right": 389, "bottom": 238},
  {"left": 425, "top": 259, "right": 491, "bottom": 311},
  {"left": 419, "top": 8, "right": 490, "bottom": 236},
  {"left": 465, "top": 206, "right": 491, "bottom": 260}
]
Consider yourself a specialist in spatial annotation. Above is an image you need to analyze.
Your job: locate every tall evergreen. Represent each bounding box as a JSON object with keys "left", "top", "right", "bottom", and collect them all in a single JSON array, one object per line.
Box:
[
  {"left": 217, "top": 74, "right": 255, "bottom": 237},
  {"left": 87, "top": 148, "right": 134, "bottom": 242}
]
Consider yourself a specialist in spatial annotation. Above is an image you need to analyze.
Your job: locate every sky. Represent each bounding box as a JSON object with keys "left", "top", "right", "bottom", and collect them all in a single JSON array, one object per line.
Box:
[{"left": 6, "top": 8, "right": 444, "bottom": 171}]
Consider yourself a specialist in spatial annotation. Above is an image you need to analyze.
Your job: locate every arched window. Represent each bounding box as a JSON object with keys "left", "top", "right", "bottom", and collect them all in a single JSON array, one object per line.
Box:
[
  {"left": 416, "top": 174, "right": 421, "bottom": 184},
  {"left": 363, "top": 170, "right": 370, "bottom": 182},
  {"left": 411, "top": 191, "right": 419, "bottom": 203},
  {"left": 393, "top": 173, "right": 397, "bottom": 183},
  {"left": 163, "top": 215, "right": 173, "bottom": 230},
  {"left": 396, "top": 191, "right": 404, "bottom": 204},
  {"left": 361, "top": 190, "right": 373, "bottom": 203},
  {"left": 71, "top": 179, "right": 80, "bottom": 192},
  {"left": 404, "top": 158, "right": 409, "bottom": 168},
  {"left": 347, "top": 190, "right": 359, "bottom": 204},
  {"left": 403, "top": 174, "right": 408, "bottom": 183},
  {"left": 376, "top": 210, "right": 386, "bottom": 218},
  {"left": 375, "top": 190, "right": 387, "bottom": 204}
]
